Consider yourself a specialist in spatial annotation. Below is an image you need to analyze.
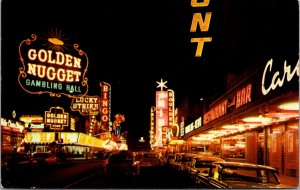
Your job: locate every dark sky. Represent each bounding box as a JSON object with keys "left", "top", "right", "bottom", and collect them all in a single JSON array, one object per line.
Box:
[{"left": 1, "top": 0, "right": 299, "bottom": 146}]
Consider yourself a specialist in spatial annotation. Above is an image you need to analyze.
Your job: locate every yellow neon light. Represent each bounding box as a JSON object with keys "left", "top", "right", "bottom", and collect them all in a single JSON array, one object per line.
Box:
[
  {"left": 17, "top": 33, "right": 89, "bottom": 98},
  {"left": 48, "top": 38, "right": 64, "bottom": 45},
  {"left": 242, "top": 116, "right": 272, "bottom": 123},
  {"left": 279, "top": 101, "right": 299, "bottom": 111}
]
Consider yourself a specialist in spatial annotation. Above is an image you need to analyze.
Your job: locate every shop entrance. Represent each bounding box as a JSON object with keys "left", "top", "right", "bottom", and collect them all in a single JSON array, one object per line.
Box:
[{"left": 257, "top": 130, "right": 264, "bottom": 165}]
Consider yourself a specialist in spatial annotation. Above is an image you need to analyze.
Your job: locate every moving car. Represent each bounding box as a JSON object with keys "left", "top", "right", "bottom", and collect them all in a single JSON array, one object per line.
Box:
[
  {"left": 140, "top": 151, "right": 162, "bottom": 167},
  {"left": 195, "top": 161, "right": 292, "bottom": 188},
  {"left": 106, "top": 151, "right": 140, "bottom": 177},
  {"left": 1, "top": 152, "right": 38, "bottom": 171},
  {"left": 32, "top": 152, "right": 58, "bottom": 166}
]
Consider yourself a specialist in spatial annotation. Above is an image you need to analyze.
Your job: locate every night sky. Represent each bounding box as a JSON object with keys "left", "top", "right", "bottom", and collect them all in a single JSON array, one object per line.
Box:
[{"left": 1, "top": 0, "right": 299, "bottom": 147}]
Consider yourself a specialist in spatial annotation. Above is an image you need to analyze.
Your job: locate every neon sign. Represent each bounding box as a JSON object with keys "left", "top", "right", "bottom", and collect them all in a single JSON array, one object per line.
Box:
[
  {"left": 262, "top": 59, "right": 299, "bottom": 95},
  {"left": 236, "top": 84, "right": 252, "bottom": 109},
  {"left": 168, "top": 89, "right": 175, "bottom": 126},
  {"left": 100, "top": 82, "right": 111, "bottom": 132},
  {"left": 185, "top": 116, "right": 202, "bottom": 134},
  {"left": 155, "top": 91, "right": 168, "bottom": 146},
  {"left": 203, "top": 83, "right": 252, "bottom": 125},
  {"left": 190, "top": 0, "right": 212, "bottom": 58},
  {"left": 18, "top": 32, "right": 89, "bottom": 98},
  {"left": 150, "top": 106, "right": 156, "bottom": 145},
  {"left": 70, "top": 96, "right": 100, "bottom": 115},
  {"left": 44, "top": 107, "right": 69, "bottom": 130}
]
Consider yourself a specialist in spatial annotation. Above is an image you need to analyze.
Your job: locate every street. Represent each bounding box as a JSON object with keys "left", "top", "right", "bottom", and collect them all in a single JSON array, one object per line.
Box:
[
  {"left": 2, "top": 160, "right": 102, "bottom": 188},
  {"left": 1, "top": 160, "right": 195, "bottom": 189}
]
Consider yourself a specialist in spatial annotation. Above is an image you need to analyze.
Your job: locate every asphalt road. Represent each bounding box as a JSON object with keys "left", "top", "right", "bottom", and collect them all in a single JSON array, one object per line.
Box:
[
  {"left": 2, "top": 159, "right": 103, "bottom": 188},
  {"left": 68, "top": 165, "right": 195, "bottom": 188},
  {"left": 1, "top": 160, "right": 195, "bottom": 189}
]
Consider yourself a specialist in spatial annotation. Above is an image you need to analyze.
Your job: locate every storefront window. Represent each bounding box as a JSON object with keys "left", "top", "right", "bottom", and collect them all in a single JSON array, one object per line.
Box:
[
  {"left": 1, "top": 134, "right": 12, "bottom": 152},
  {"left": 271, "top": 124, "right": 285, "bottom": 134},
  {"left": 284, "top": 121, "right": 299, "bottom": 177},
  {"left": 287, "top": 121, "right": 298, "bottom": 131},
  {"left": 222, "top": 134, "right": 245, "bottom": 159}
]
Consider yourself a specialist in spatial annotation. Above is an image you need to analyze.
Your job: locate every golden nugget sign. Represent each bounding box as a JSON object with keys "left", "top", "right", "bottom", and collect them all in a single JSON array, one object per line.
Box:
[
  {"left": 70, "top": 96, "right": 100, "bottom": 115},
  {"left": 18, "top": 33, "right": 89, "bottom": 98},
  {"left": 45, "top": 107, "right": 69, "bottom": 130}
]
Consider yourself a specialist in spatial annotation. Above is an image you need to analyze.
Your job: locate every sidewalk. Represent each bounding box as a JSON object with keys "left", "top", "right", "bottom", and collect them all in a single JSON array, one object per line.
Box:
[{"left": 279, "top": 175, "right": 299, "bottom": 188}]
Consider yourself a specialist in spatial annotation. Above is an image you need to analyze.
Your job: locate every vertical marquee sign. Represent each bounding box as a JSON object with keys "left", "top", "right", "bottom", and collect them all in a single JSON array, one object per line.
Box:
[
  {"left": 149, "top": 106, "right": 156, "bottom": 147},
  {"left": 155, "top": 79, "right": 169, "bottom": 147},
  {"left": 18, "top": 31, "right": 89, "bottom": 98},
  {"left": 155, "top": 91, "right": 168, "bottom": 146},
  {"left": 166, "top": 89, "right": 175, "bottom": 143},
  {"left": 190, "top": 0, "right": 213, "bottom": 58},
  {"left": 100, "top": 82, "right": 111, "bottom": 132},
  {"left": 70, "top": 96, "right": 100, "bottom": 136},
  {"left": 167, "top": 89, "right": 175, "bottom": 126}
]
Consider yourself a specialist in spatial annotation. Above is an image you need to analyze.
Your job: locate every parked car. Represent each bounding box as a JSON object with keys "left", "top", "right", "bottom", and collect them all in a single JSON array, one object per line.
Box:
[
  {"left": 96, "top": 151, "right": 111, "bottom": 172},
  {"left": 165, "top": 154, "right": 176, "bottom": 166},
  {"left": 1, "top": 152, "right": 38, "bottom": 171},
  {"left": 32, "top": 152, "right": 58, "bottom": 166},
  {"left": 170, "top": 152, "right": 185, "bottom": 169},
  {"left": 140, "top": 151, "right": 162, "bottom": 167},
  {"left": 195, "top": 161, "right": 292, "bottom": 188},
  {"left": 188, "top": 155, "right": 225, "bottom": 180},
  {"left": 173, "top": 153, "right": 198, "bottom": 171},
  {"left": 106, "top": 151, "right": 141, "bottom": 177}
]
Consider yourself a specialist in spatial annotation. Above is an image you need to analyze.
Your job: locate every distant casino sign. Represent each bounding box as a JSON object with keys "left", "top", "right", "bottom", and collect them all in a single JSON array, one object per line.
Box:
[
  {"left": 70, "top": 96, "right": 100, "bottom": 115},
  {"left": 18, "top": 32, "right": 89, "bottom": 98},
  {"left": 44, "top": 107, "right": 69, "bottom": 130}
]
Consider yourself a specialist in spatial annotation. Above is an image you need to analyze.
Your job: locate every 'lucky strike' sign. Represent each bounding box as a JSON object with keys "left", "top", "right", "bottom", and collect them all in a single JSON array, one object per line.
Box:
[
  {"left": 18, "top": 33, "right": 89, "bottom": 98},
  {"left": 70, "top": 96, "right": 100, "bottom": 115}
]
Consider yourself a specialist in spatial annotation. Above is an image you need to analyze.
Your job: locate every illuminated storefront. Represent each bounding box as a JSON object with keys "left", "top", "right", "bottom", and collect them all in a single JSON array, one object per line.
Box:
[
  {"left": 183, "top": 58, "right": 299, "bottom": 179},
  {"left": 1, "top": 118, "right": 25, "bottom": 153},
  {"left": 8, "top": 31, "right": 125, "bottom": 156},
  {"left": 23, "top": 132, "right": 105, "bottom": 158}
]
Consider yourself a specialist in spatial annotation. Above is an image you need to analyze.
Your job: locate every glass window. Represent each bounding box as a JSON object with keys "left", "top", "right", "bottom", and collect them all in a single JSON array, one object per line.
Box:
[
  {"left": 287, "top": 121, "right": 298, "bottom": 131},
  {"left": 222, "top": 134, "right": 245, "bottom": 159}
]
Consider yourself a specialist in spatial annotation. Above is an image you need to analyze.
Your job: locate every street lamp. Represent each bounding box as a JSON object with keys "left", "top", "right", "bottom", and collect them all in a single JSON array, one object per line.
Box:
[
  {"left": 200, "top": 97, "right": 205, "bottom": 114},
  {"left": 139, "top": 137, "right": 145, "bottom": 142}
]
